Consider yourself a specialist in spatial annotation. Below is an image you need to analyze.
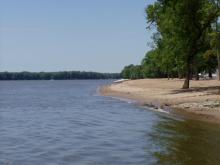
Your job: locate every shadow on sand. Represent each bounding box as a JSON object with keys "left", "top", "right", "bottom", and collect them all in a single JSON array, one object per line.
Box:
[{"left": 170, "top": 86, "right": 220, "bottom": 95}]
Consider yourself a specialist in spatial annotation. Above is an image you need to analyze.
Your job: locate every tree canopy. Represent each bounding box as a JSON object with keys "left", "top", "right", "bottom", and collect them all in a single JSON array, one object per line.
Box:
[{"left": 121, "top": 0, "right": 220, "bottom": 88}]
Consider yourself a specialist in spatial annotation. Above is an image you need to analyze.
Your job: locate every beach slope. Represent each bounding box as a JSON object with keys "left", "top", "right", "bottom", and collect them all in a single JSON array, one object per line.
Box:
[{"left": 101, "top": 79, "right": 220, "bottom": 123}]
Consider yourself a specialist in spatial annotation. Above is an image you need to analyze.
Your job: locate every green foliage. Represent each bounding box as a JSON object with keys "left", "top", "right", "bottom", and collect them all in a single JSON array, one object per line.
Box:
[
  {"left": 121, "top": 65, "right": 143, "bottom": 79},
  {"left": 122, "top": 0, "right": 220, "bottom": 87},
  {"left": 141, "top": 50, "right": 166, "bottom": 78},
  {"left": 210, "top": 31, "right": 220, "bottom": 51}
]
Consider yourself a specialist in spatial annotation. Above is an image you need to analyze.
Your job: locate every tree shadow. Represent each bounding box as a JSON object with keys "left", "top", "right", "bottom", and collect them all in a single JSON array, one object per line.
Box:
[{"left": 170, "top": 86, "right": 220, "bottom": 95}]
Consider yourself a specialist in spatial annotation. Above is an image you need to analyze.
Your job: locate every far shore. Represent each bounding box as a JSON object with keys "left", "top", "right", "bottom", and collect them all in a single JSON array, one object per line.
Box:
[{"left": 100, "top": 79, "right": 220, "bottom": 124}]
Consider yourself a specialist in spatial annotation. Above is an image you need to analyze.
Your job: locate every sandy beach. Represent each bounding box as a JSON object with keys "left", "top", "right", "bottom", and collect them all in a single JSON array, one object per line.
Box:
[{"left": 101, "top": 79, "right": 220, "bottom": 123}]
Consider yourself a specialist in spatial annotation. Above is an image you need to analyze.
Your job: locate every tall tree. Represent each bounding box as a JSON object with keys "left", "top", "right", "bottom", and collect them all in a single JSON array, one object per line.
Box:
[
  {"left": 146, "top": 0, "right": 220, "bottom": 88},
  {"left": 211, "top": 0, "right": 220, "bottom": 80}
]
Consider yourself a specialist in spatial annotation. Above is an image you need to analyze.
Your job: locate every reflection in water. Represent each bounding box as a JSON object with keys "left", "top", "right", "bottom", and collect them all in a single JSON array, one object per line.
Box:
[{"left": 149, "top": 115, "right": 220, "bottom": 165}]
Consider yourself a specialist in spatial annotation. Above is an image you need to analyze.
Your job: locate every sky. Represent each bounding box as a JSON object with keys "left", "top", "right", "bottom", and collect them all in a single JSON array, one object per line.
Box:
[{"left": 0, "top": 0, "right": 155, "bottom": 73}]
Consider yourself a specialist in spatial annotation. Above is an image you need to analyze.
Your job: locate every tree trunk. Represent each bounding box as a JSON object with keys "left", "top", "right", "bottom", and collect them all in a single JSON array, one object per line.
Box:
[
  {"left": 182, "top": 63, "right": 190, "bottom": 89},
  {"left": 215, "top": 15, "right": 220, "bottom": 80},
  {"left": 182, "top": 73, "right": 190, "bottom": 89},
  {"left": 208, "top": 69, "right": 212, "bottom": 79},
  {"left": 178, "top": 72, "right": 183, "bottom": 79},
  {"left": 195, "top": 68, "right": 199, "bottom": 80},
  {"left": 218, "top": 52, "right": 220, "bottom": 80},
  {"left": 196, "top": 74, "right": 199, "bottom": 80}
]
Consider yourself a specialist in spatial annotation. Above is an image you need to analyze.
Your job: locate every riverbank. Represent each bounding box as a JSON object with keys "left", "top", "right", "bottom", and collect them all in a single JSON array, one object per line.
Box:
[{"left": 100, "top": 79, "right": 220, "bottom": 123}]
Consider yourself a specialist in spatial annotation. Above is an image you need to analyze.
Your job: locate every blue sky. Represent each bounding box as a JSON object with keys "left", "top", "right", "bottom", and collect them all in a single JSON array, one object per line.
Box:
[{"left": 0, "top": 0, "right": 154, "bottom": 72}]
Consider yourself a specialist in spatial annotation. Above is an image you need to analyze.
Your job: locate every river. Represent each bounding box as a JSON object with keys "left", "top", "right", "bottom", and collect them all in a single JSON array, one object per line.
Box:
[{"left": 0, "top": 80, "right": 220, "bottom": 165}]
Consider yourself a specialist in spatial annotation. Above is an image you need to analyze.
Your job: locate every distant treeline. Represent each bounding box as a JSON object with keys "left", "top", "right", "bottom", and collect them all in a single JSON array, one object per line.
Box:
[{"left": 0, "top": 71, "right": 121, "bottom": 80}]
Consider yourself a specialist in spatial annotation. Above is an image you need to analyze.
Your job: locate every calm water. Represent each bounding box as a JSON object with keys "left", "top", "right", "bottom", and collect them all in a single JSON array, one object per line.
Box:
[{"left": 0, "top": 80, "right": 220, "bottom": 165}]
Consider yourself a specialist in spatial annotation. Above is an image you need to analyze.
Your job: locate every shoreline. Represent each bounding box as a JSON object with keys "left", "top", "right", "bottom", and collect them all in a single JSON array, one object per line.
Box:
[{"left": 100, "top": 79, "right": 220, "bottom": 124}]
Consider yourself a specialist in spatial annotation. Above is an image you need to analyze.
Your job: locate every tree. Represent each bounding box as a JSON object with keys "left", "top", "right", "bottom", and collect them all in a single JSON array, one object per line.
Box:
[
  {"left": 146, "top": 0, "right": 220, "bottom": 88},
  {"left": 211, "top": 0, "right": 220, "bottom": 80},
  {"left": 121, "top": 65, "right": 143, "bottom": 79}
]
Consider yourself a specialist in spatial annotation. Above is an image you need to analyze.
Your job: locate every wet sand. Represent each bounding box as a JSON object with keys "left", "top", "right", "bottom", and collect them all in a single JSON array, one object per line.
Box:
[{"left": 100, "top": 79, "right": 220, "bottom": 123}]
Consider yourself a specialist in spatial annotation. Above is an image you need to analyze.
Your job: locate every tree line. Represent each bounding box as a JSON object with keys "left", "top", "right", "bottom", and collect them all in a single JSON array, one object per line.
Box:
[
  {"left": 122, "top": 0, "right": 220, "bottom": 89},
  {"left": 0, "top": 71, "right": 121, "bottom": 80}
]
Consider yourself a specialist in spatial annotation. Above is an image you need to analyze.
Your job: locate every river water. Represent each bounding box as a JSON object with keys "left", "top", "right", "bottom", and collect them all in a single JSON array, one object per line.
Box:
[{"left": 0, "top": 80, "right": 220, "bottom": 165}]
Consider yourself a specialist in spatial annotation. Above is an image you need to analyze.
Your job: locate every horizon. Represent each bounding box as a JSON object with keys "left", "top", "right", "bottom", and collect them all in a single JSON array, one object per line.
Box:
[
  {"left": 0, "top": 70, "right": 121, "bottom": 73},
  {"left": 0, "top": 0, "right": 154, "bottom": 73}
]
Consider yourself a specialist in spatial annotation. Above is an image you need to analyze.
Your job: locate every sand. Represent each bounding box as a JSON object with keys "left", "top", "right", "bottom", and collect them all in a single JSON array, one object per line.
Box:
[{"left": 100, "top": 79, "right": 220, "bottom": 123}]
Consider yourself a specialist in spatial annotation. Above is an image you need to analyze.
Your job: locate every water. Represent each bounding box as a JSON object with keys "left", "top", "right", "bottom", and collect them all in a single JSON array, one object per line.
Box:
[{"left": 0, "top": 80, "right": 220, "bottom": 165}]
